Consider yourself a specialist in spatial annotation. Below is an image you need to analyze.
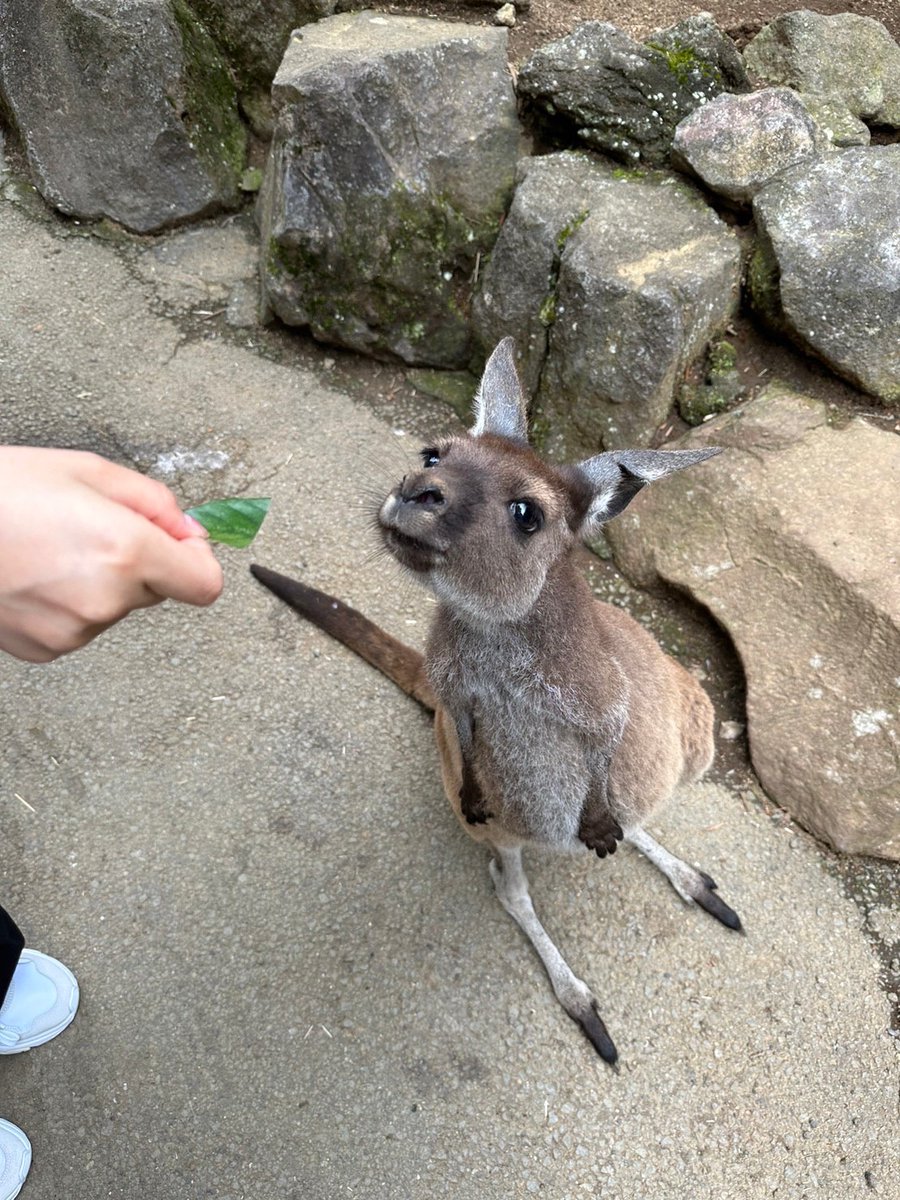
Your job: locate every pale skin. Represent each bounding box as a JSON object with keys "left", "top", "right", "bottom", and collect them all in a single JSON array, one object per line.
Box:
[{"left": 0, "top": 446, "right": 223, "bottom": 663}]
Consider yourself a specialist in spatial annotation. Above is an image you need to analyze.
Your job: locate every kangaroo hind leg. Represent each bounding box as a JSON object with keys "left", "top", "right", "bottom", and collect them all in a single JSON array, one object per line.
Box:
[
  {"left": 625, "top": 826, "right": 742, "bottom": 931},
  {"left": 489, "top": 844, "right": 618, "bottom": 1065}
]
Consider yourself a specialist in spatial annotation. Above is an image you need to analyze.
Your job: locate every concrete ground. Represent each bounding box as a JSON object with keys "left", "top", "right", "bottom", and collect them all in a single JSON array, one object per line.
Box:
[{"left": 0, "top": 175, "right": 897, "bottom": 1199}]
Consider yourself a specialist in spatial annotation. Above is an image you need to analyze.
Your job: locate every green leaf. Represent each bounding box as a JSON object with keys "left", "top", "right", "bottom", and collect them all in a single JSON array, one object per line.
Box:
[{"left": 186, "top": 497, "right": 271, "bottom": 548}]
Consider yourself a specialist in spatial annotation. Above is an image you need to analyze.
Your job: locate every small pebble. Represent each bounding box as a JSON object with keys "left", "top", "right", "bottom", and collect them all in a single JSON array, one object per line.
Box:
[{"left": 719, "top": 720, "right": 745, "bottom": 740}]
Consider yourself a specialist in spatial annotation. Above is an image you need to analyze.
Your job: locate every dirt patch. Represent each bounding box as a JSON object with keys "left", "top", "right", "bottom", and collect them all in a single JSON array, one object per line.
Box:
[{"left": 381, "top": 0, "right": 900, "bottom": 60}]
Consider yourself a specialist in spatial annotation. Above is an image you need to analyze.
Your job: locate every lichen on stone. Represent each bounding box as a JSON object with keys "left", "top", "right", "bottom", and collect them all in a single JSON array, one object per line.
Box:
[{"left": 169, "top": 0, "right": 247, "bottom": 195}]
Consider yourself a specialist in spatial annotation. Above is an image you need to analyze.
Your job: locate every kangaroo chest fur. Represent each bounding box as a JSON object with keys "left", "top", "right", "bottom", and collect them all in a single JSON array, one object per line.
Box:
[{"left": 426, "top": 594, "right": 627, "bottom": 849}]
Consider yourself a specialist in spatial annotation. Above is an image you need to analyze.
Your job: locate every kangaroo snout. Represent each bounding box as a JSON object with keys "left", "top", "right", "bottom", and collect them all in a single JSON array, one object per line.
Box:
[{"left": 399, "top": 475, "right": 446, "bottom": 508}]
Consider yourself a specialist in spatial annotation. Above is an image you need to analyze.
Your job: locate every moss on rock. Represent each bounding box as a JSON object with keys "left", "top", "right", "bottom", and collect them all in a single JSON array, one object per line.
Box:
[{"left": 170, "top": 0, "right": 247, "bottom": 198}]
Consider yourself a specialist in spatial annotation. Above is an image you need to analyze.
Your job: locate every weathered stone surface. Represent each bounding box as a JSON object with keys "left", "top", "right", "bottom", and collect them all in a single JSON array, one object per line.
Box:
[
  {"left": 474, "top": 152, "right": 740, "bottom": 454},
  {"left": 0, "top": 0, "right": 247, "bottom": 233},
  {"left": 608, "top": 387, "right": 900, "bottom": 859},
  {"left": 744, "top": 9, "right": 900, "bottom": 128},
  {"left": 795, "top": 93, "right": 871, "bottom": 148},
  {"left": 517, "top": 21, "right": 733, "bottom": 167},
  {"left": 647, "top": 13, "right": 751, "bottom": 95},
  {"left": 185, "top": 1, "right": 343, "bottom": 136},
  {"left": 750, "top": 147, "right": 900, "bottom": 404},
  {"left": 673, "top": 88, "right": 819, "bottom": 204},
  {"left": 259, "top": 12, "right": 520, "bottom": 368}
]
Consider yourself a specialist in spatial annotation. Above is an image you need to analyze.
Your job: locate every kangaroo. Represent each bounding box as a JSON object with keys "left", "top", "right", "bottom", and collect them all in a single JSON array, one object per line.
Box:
[{"left": 251, "top": 337, "right": 741, "bottom": 1065}]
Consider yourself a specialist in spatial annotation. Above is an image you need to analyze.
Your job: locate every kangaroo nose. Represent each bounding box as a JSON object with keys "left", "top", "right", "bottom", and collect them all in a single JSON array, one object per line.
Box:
[{"left": 399, "top": 475, "right": 446, "bottom": 507}]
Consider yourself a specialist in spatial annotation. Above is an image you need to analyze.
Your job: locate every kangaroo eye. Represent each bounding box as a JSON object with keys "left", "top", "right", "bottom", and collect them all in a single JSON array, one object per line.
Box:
[
  {"left": 421, "top": 448, "right": 440, "bottom": 468},
  {"left": 510, "top": 499, "right": 543, "bottom": 535}
]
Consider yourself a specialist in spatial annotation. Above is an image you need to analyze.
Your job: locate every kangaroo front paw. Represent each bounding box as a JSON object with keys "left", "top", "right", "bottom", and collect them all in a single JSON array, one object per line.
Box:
[
  {"left": 579, "top": 813, "right": 623, "bottom": 858},
  {"left": 460, "top": 781, "right": 491, "bottom": 825}
]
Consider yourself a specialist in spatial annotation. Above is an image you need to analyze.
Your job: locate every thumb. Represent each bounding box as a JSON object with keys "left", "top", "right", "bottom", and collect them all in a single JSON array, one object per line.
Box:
[{"left": 141, "top": 526, "right": 225, "bottom": 607}]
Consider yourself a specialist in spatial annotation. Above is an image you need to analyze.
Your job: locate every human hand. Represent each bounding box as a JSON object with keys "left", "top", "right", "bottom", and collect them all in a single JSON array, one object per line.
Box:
[{"left": 0, "top": 446, "right": 224, "bottom": 662}]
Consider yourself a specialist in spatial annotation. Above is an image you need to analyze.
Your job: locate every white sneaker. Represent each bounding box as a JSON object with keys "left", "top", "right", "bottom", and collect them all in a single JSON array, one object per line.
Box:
[
  {"left": 0, "top": 1120, "right": 31, "bottom": 1200},
  {"left": 0, "top": 950, "right": 79, "bottom": 1054}
]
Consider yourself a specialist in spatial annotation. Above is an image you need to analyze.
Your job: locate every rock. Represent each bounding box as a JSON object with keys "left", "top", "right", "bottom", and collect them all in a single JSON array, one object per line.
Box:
[
  {"left": 744, "top": 10, "right": 900, "bottom": 128},
  {"left": 673, "top": 88, "right": 819, "bottom": 204},
  {"left": 517, "top": 21, "right": 734, "bottom": 167},
  {"left": 259, "top": 11, "right": 520, "bottom": 369},
  {"left": 473, "top": 152, "right": 740, "bottom": 454},
  {"left": 184, "top": 1, "right": 342, "bottom": 137},
  {"left": 795, "top": 93, "right": 870, "bottom": 149},
  {"left": 750, "top": 147, "right": 900, "bottom": 404},
  {"left": 0, "top": 0, "right": 247, "bottom": 233},
  {"left": 647, "top": 13, "right": 751, "bottom": 95},
  {"left": 494, "top": 3, "right": 516, "bottom": 28},
  {"left": 678, "top": 338, "right": 743, "bottom": 425},
  {"left": 607, "top": 386, "right": 900, "bottom": 860}
]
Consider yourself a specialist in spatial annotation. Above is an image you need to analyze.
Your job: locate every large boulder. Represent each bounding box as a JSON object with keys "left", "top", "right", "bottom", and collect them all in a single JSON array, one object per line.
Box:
[
  {"left": 184, "top": 1, "right": 343, "bottom": 136},
  {"left": 517, "top": 19, "right": 742, "bottom": 167},
  {"left": 608, "top": 386, "right": 900, "bottom": 860},
  {"left": 673, "top": 88, "right": 819, "bottom": 204},
  {"left": 259, "top": 11, "right": 521, "bottom": 368},
  {"left": 744, "top": 10, "right": 900, "bottom": 128},
  {"left": 0, "top": 0, "right": 247, "bottom": 233},
  {"left": 473, "top": 151, "right": 740, "bottom": 454},
  {"left": 749, "top": 147, "right": 900, "bottom": 405}
]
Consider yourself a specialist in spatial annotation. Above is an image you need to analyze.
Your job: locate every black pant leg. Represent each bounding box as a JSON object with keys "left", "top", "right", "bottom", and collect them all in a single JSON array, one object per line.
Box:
[{"left": 0, "top": 904, "right": 25, "bottom": 1008}]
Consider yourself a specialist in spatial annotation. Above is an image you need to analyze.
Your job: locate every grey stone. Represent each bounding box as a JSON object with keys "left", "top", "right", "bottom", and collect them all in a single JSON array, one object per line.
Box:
[
  {"left": 517, "top": 21, "right": 733, "bottom": 167},
  {"left": 608, "top": 386, "right": 900, "bottom": 859},
  {"left": 795, "top": 92, "right": 871, "bottom": 148},
  {"left": 744, "top": 9, "right": 900, "bottom": 128},
  {"left": 647, "top": 12, "right": 751, "bottom": 94},
  {"left": 750, "top": 147, "right": 900, "bottom": 404},
  {"left": 184, "top": 1, "right": 343, "bottom": 137},
  {"left": 259, "top": 11, "right": 520, "bottom": 369},
  {"left": 673, "top": 88, "right": 819, "bottom": 204},
  {"left": 0, "top": 0, "right": 247, "bottom": 233},
  {"left": 474, "top": 152, "right": 740, "bottom": 454}
]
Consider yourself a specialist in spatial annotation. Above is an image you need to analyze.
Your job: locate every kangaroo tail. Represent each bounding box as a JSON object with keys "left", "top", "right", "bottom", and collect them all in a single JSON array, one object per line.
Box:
[{"left": 250, "top": 564, "right": 437, "bottom": 713}]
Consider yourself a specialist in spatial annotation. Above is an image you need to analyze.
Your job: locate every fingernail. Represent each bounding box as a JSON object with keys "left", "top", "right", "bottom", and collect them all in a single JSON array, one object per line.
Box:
[{"left": 184, "top": 514, "right": 209, "bottom": 537}]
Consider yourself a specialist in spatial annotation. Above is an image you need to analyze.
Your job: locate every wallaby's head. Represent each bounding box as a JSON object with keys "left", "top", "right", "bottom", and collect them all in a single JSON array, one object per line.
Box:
[{"left": 379, "top": 339, "right": 720, "bottom": 623}]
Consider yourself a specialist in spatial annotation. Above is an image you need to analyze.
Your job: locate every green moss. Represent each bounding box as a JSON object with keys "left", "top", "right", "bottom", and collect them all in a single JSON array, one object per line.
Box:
[
  {"left": 538, "top": 292, "right": 557, "bottom": 327},
  {"left": 612, "top": 166, "right": 646, "bottom": 182},
  {"left": 646, "top": 39, "right": 722, "bottom": 89},
  {"left": 170, "top": 0, "right": 247, "bottom": 193},
  {"left": 746, "top": 233, "right": 784, "bottom": 331},
  {"left": 239, "top": 167, "right": 263, "bottom": 192},
  {"left": 265, "top": 177, "right": 501, "bottom": 365},
  {"left": 708, "top": 339, "right": 737, "bottom": 379},
  {"left": 678, "top": 338, "right": 743, "bottom": 425},
  {"left": 407, "top": 369, "right": 479, "bottom": 421},
  {"left": 555, "top": 209, "right": 589, "bottom": 252}
]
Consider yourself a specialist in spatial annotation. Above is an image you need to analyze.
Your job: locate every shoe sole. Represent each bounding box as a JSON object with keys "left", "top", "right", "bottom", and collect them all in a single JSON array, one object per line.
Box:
[
  {"left": 0, "top": 950, "right": 79, "bottom": 1055},
  {"left": 0, "top": 1119, "right": 31, "bottom": 1200}
]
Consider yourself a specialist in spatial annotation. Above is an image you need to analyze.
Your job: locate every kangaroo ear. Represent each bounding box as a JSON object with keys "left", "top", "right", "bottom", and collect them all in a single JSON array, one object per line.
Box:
[
  {"left": 471, "top": 338, "right": 528, "bottom": 441},
  {"left": 577, "top": 447, "right": 722, "bottom": 529}
]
